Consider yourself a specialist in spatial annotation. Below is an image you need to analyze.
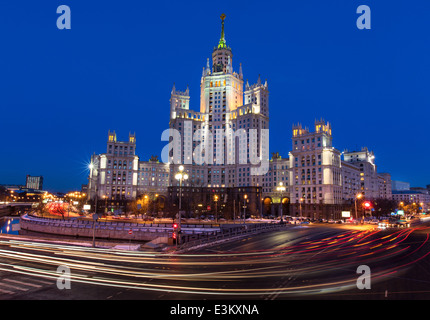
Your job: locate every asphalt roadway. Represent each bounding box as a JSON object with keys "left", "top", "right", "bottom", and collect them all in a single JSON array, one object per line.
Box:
[{"left": 0, "top": 223, "right": 430, "bottom": 302}]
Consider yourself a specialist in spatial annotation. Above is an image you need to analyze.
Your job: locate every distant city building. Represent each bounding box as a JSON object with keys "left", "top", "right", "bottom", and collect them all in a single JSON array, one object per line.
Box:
[
  {"left": 137, "top": 156, "right": 170, "bottom": 197},
  {"left": 25, "top": 175, "right": 43, "bottom": 190},
  {"left": 343, "top": 148, "right": 392, "bottom": 200},
  {"left": 391, "top": 180, "right": 410, "bottom": 191},
  {"left": 81, "top": 184, "right": 88, "bottom": 195},
  {"left": 286, "top": 124, "right": 392, "bottom": 219},
  {"left": 378, "top": 173, "right": 393, "bottom": 200},
  {"left": 410, "top": 187, "right": 427, "bottom": 193},
  {"left": 287, "top": 121, "right": 343, "bottom": 218},
  {"left": 87, "top": 131, "right": 139, "bottom": 213},
  {"left": 392, "top": 189, "right": 430, "bottom": 211}
]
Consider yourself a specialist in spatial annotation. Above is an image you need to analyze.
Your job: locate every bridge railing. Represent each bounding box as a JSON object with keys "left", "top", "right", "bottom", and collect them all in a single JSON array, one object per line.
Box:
[
  {"left": 176, "top": 222, "right": 289, "bottom": 251},
  {"left": 21, "top": 213, "right": 222, "bottom": 235}
]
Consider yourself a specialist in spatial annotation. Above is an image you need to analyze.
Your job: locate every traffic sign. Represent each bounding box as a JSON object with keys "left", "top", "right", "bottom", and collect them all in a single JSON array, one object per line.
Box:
[{"left": 128, "top": 229, "right": 133, "bottom": 235}]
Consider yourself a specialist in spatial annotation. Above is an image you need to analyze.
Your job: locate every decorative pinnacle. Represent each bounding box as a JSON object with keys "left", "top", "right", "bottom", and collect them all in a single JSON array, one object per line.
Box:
[{"left": 218, "top": 13, "right": 227, "bottom": 49}]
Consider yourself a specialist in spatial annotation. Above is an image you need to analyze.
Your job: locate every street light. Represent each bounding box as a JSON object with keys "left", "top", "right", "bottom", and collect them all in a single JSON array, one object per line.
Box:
[
  {"left": 153, "top": 194, "right": 158, "bottom": 215},
  {"left": 276, "top": 182, "right": 286, "bottom": 221},
  {"left": 88, "top": 162, "right": 98, "bottom": 215},
  {"left": 299, "top": 197, "right": 304, "bottom": 217},
  {"left": 243, "top": 194, "right": 248, "bottom": 226},
  {"left": 214, "top": 195, "right": 219, "bottom": 223},
  {"left": 103, "top": 195, "right": 108, "bottom": 214},
  {"left": 355, "top": 193, "right": 362, "bottom": 220},
  {"left": 175, "top": 165, "right": 188, "bottom": 245},
  {"left": 88, "top": 163, "right": 94, "bottom": 201}
]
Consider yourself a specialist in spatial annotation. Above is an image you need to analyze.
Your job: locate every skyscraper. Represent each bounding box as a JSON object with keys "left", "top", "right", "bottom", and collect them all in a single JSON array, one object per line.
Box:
[
  {"left": 166, "top": 14, "right": 270, "bottom": 216},
  {"left": 86, "top": 14, "right": 393, "bottom": 219},
  {"left": 26, "top": 175, "right": 43, "bottom": 190},
  {"left": 168, "top": 14, "right": 269, "bottom": 188}
]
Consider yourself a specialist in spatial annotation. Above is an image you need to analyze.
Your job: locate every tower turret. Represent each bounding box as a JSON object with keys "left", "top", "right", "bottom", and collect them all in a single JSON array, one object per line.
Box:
[{"left": 212, "top": 14, "right": 233, "bottom": 74}]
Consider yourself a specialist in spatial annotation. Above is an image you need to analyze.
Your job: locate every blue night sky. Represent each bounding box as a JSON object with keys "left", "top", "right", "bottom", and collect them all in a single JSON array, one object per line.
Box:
[{"left": 0, "top": 0, "right": 429, "bottom": 192}]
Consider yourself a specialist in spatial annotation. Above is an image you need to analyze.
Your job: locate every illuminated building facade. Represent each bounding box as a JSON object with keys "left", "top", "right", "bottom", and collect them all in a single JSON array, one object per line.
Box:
[
  {"left": 167, "top": 14, "right": 270, "bottom": 216},
  {"left": 288, "top": 120, "right": 344, "bottom": 218},
  {"left": 26, "top": 175, "right": 43, "bottom": 190},
  {"left": 343, "top": 147, "right": 392, "bottom": 200},
  {"left": 168, "top": 14, "right": 269, "bottom": 189},
  {"left": 86, "top": 15, "right": 394, "bottom": 219},
  {"left": 287, "top": 121, "right": 392, "bottom": 219}
]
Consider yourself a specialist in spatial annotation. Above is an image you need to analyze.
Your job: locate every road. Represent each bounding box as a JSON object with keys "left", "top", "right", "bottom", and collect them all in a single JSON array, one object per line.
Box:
[{"left": 0, "top": 223, "right": 430, "bottom": 300}]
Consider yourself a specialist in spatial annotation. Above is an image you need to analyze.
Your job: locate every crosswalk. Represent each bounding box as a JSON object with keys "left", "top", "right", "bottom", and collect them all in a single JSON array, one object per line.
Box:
[{"left": 0, "top": 275, "right": 53, "bottom": 298}]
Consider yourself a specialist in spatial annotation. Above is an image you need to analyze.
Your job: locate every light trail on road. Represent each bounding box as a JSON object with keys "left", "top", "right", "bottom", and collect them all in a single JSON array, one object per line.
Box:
[{"left": 0, "top": 226, "right": 429, "bottom": 298}]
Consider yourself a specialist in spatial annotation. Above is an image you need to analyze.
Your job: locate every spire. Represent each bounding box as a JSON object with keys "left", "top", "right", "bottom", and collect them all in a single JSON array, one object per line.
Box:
[
  {"left": 218, "top": 13, "right": 227, "bottom": 49},
  {"left": 239, "top": 63, "right": 243, "bottom": 79},
  {"left": 257, "top": 74, "right": 261, "bottom": 86},
  {"left": 171, "top": 83, "right": 176, "bottom": 94},
  {"left": 206, "top": 58, "right": 211, "bottom": 75}
]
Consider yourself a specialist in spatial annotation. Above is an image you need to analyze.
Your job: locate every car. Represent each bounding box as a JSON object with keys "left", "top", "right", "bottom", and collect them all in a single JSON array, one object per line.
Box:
[
  {"left": 394, "top": 220, "right": 410, "bottom": 228},
  {"left": 328, "top": 219, "right": 335, "bottom": 224},
  {"left": 378, "top": 219, "right": 389, "bottom": 229}
]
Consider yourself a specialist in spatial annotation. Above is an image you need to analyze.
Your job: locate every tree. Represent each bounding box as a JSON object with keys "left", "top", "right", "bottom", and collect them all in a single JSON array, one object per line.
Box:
[
  {"left": 372, "top": 198, "right": 397, "bottom": 217},
  {"left": 35, "top": 200, "right": 47, "bottom": 217},
  {"left": 0, "top": 186, "right": 7, "bottom": 202},
  {"left": 402, "top": 202, "right": 421, "bottom": 215}
]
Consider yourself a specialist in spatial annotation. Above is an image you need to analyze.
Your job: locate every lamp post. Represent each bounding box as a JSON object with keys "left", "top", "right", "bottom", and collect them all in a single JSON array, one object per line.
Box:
[
  {"left": 88, "top": 163, "right": 94, "bottom": 203},
  {"left": 276, "top": 182, "right": 286, "bottom": 221},
  {"left": 355, "top": 193, "right": 362, "bottom": 221},
  {"left": 243, "top": 194, "right": 248, "bottom": 226},
  {"left": 299, "top": 197, "right": 304, "bottom": 217},
  {"left": 102, "top": 195, "right": 108, "bottom": 215},
  {"left": 175, "top": 165, "right": 188, "bottom": 245},
  {"left": 153, "top": 194, "right": 158, "bottom": 215},
  {"left": 214, "top": 195, "right": 219, "bottom": 223}
]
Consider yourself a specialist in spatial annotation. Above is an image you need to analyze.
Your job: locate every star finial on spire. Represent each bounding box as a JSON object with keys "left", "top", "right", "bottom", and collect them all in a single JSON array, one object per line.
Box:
[{"left": 218, "top": 13, "right": 227, "bottom": 49}]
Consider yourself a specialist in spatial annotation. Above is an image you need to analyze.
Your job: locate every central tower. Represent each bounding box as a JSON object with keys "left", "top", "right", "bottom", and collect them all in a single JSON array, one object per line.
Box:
[
  {"left": 212, "top": 13, "right": 232, "bottom": 73},
  {"left": 169, "top": 14, "right": 269, "bottom": 188},
  {"left": 200, "top": 14, "right": 243, "bottom": 115}
]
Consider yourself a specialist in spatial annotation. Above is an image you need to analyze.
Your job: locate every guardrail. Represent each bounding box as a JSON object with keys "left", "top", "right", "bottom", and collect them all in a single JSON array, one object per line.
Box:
[
  {"left": 24, "top": 213, "right": 222, "bottom": 229},
  {"left": 21, "top": 213, "right": 221, "bottom": 236},
  {"left": 176, "top": 222, "right": 290, "bottom": 251},
  {"left": 21, "top": 213, "right": 288, "bottom": 246}
]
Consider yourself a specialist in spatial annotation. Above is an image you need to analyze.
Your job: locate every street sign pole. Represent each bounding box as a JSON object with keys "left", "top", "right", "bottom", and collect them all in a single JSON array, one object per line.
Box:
[{"left": 129, "top": 229, "right": 132, "bottom": 250}]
